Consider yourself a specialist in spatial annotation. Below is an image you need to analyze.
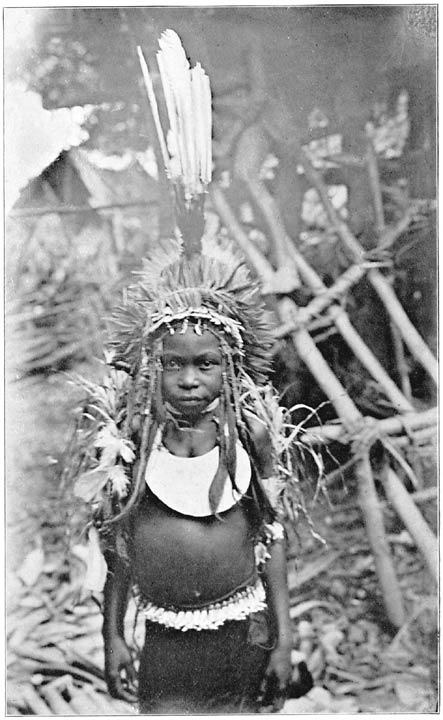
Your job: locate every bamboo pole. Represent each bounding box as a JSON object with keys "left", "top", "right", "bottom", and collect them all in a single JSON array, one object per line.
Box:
[
  {"left": 327, "top": 306, "right": 414, "bottom": 413},
  {"left": 302, "top": 407, "right": 437, "bottom": 444},
  {"left": 382, "top": 466, "right": 438, "bottom": 582},
  {"left": 388, "top": 426, "right": 436, "bottom": 448},
  {"left": 365, "top": 131, "right": 413, "bottom": 402},
  {"left": 245, "top": 177, "right": 300, "bottom": 288},
  {"left": 368, "top": 270, "right": 438, "bottom": 384},
  {"left": 8, "top": 201, "right": 158, "bottom": 219},
  {"left": 390, "top": 311, "right": 413, "bottom": 401},
  {"left": 278, "top": 298, "right": 363, "bottom": 424},
  {"left": 274, "top": 264, "right": 366, "bottom": 338},
  {"left": 213, "top": 186, "right": 406, "bottom": 627},
  {"left": 365, "top": 131, "right": 386, "bottom": 237},
  {"left": 301, "top": 151, "right": 438, "bottom": 384},
  {"left": 356, "top": 454, "right": 406, "bottom": 627},
  {"left": 210, "top": 186, "right": 278, "bottom": 288}
]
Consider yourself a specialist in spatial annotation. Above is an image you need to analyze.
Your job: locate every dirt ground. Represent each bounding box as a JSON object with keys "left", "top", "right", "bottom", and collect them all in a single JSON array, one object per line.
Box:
[{"left": 6, "top": 364, "right": 439, "bottom": 714}]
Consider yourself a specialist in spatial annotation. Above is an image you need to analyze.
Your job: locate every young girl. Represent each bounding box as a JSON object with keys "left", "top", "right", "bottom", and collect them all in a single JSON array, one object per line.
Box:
[
  {"left": 103, "top": 316, "right": 292, "bottom": 713},
  {"left": 73, "top": 29, "right": 308, "bottom": 714}
]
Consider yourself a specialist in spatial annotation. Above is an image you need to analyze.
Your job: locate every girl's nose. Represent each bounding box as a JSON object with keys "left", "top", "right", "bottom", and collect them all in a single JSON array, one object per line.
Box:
[{"left": 178, "top": 366, "right": 199, "bottom": 387}]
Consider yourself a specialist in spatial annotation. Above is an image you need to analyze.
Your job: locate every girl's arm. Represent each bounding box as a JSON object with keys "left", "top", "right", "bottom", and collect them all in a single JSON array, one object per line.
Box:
[
  {"left": 262, "top": 539, "right": 292, "bottom": 700},
  {"left": 102, "top": 553, "right": 137, "bottom": 703},
  {"left": 245, "top": 414, "right": 293, "bottom": 705}
]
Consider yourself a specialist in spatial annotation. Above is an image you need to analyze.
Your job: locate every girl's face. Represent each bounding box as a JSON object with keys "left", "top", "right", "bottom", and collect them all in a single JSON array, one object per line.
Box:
[{"left": 161, "top": 328, "right": 223, "bottom": 417}]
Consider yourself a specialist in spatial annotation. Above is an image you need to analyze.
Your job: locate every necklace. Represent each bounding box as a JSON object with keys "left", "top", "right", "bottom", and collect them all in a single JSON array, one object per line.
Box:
[{"left": 163, "top": 398, "right": 220, "bottom": 430}]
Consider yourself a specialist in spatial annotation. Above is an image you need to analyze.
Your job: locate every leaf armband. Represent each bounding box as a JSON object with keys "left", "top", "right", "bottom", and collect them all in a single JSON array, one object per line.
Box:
[{"left": 254, "top": 520, "right": 286, "bottom": 571}]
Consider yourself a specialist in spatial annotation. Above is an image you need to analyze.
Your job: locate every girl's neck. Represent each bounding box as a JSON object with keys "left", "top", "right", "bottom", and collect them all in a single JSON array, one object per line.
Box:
[
  {"left": 161, "top": 399, "right": 220, "bottom": 457},
  {"left": 163, "top": 398, "right": 219, "bottom": 429},
  {"left": 163, "top": 415, "right": 218, "bottom": 458}
]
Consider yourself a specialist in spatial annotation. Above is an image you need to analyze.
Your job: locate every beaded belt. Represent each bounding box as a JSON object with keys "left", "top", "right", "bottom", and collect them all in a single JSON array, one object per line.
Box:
[{"left": 140, "top": 577, "right": 267, "bottom": 632}]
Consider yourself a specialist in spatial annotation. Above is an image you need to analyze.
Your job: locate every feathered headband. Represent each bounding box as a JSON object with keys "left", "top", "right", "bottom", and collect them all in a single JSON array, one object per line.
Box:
[{"left": 108, "top": 31, "right": 274, "bottom": 384}]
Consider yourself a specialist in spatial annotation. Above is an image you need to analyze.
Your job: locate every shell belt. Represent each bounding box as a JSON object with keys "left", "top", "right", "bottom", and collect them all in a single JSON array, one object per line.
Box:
[{"left": 139, "top": 577, "right": 267, "bottom": 632}]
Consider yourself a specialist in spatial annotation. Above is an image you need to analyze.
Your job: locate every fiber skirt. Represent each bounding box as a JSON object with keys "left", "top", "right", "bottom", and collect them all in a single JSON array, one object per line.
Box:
[{"left": 138, "top": 614, "right": 272, "bottom": 714}]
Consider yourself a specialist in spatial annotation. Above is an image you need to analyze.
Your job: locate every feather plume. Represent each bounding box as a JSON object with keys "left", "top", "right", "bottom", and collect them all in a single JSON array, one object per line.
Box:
[
  {"left": 138, "top": 30, "right": 212, "bottom": 206},
  {"left": 157, "top": 30, "right": 212, "bottom": 202}
]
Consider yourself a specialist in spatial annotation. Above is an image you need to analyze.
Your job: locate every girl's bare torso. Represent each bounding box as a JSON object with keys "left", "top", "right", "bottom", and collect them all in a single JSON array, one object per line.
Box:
[{"left": 132, "top": 493, "right": 257, "bottom": 608}]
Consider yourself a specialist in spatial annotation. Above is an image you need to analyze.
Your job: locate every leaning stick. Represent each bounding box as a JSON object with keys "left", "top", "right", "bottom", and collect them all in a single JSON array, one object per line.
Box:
[
  {"left": 210, "top": 185, "right": 281, "bottom": 288},
  {"left": 356, "top": 454, "right": 406, "bottom": 627},
  {"left": 274, "top": 252, "right": 413, "bottom": 412},
  {"left": 369, "top": 270, "right": 438, "bottom": 384},
  {"left": 301, "top": 151, "right": 438, "bottom": 384},
  {"left": 278, "top": 298, "right": 362, "bottom": 423},
  {"left": 327, "top": 306, "right": 413, "bottom": 413},
  {"left": 382, "top": 466, "right": 438, "bottom": 582},
  {"left": 389, "top": 302, "right": 413, "bottom": 401},
  {"left": 274, "top": 264, "right": 367, "bottom": 337},
  {"left": 214, "top": 186, "right": 405, "bottom": 627},
  {"left": 365, "top": 130, "right": 386, "bottom": 236},
  {"left": 366, "top": 130, "right": 413, "bottom": 402}
]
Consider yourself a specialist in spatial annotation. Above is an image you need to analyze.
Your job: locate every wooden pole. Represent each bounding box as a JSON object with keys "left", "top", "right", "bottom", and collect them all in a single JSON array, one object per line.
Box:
[
  {"left": 368, "top": 270, "right": 438, "bottom": 384},
  {"left": 274, "top": 264, "right": 367, "bottom": 338},
  {"left": 365, "top": 131, "right": 414, "bottom": 402},
  {"left": 382, "top": 466, "right": 438, "bottom": 582},
  {"left": 365, "top": 130, "right": 386, "bottom": 237},
  {"left": 356, "top": 454, "right": 406, "bottom": 627},
  {"left": 302, "top": 407, "right": 437, "bottom": 444},
  {"left": 210, "top": 186, "right": 278, "bottom": 288},
  {"left": 328, "top": 306, "right": 413, "bottom": 413}
]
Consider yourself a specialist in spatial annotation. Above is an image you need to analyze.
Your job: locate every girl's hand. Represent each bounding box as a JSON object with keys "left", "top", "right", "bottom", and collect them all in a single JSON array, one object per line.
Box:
[
  {"left": 261, "top": 645, "right": 292, "bottom": 711},
  {"left": 104, "top": 635, "right": 137, "bottom": 703}
]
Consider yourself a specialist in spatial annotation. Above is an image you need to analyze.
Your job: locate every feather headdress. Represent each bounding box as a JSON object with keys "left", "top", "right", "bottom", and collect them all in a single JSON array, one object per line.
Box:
[
  {"left": 108, "top": 235, "right": 274, "bottom": 384},
  {"left": 72, "top": 31, "right": 278, "bottom": 559},
  {"left": 117, "top": 30, "right": 275, "bottom": 380}
]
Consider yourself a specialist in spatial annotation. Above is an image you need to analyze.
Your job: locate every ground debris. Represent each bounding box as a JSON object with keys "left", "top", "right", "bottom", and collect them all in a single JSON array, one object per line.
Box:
[
  {"left": 287, "top": 497, "right": 438, "bottom": 713},
  {"left": 7, "top": 515, "right": 137, "bottom": 715}
]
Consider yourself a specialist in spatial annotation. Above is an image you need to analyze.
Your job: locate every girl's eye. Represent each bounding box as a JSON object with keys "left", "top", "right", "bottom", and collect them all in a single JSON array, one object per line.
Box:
[
  {"left": 163, "top": 359, "right": 181, "bottom": 370},
  {"left": 199, "top": 357, "right": 220, "bottom": 369}
]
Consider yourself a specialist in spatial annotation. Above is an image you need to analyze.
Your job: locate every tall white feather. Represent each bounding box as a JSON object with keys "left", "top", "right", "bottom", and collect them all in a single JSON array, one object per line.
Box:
[
  {"left": 157, "top": 29, "right": 212, "bottom": 203},
  {"left": 136, "top": 46, "right": 170, "bottom": 175}
]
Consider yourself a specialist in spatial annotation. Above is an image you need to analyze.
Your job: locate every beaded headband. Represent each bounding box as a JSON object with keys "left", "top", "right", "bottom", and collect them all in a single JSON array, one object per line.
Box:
[{"left": 147, "top": 306, "right": 245, "bottom": 348}]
